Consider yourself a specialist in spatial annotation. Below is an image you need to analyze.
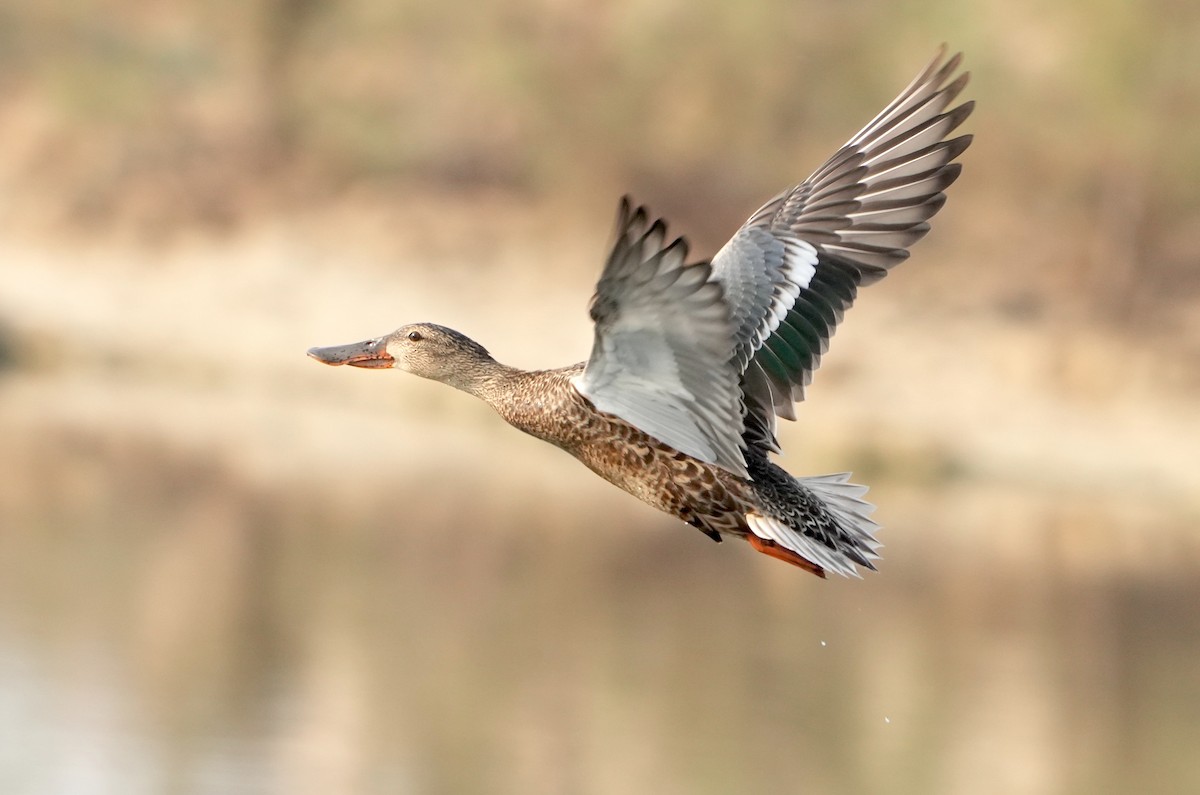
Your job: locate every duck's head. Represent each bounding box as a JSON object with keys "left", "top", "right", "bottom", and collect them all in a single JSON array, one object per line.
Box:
[{"left": 307, "top": 323, "right": 495, "bottom": 386}]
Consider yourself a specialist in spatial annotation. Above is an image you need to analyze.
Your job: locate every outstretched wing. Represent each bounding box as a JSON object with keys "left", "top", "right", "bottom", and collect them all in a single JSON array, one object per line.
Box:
[
  {"left": 711, "top": 47, "right": 974, "bottom": 451},
  {"left": 574, "top": 199, "right": 748, "bottom": 477}
]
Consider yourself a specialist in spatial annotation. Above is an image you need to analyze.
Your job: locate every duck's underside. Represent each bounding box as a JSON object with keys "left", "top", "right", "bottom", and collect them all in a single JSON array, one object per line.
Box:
[
  {"left": 493, "top": 367, "right": 880, "bottom": 577},
  {"left": 579, "top": 421, "right": 881, "bottom": 578}
]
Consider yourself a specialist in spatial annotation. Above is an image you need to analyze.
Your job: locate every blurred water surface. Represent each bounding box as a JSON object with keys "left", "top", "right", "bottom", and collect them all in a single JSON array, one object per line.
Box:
[{"left": 1, "top": 418, "right": 1197, "bottom": 795}]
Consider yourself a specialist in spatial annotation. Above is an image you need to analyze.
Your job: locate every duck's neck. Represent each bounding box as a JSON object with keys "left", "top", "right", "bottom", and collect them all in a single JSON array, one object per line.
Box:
[
  {"left": 445, "top": 357, "right": 527, "bottom": 408},
  {"left": 444, "top": 358, "right": 576, "bottom": 446}
]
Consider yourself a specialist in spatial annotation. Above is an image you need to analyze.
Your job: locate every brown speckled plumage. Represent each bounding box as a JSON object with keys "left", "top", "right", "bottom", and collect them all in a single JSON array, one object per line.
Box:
[
  {"left": 484, "top": 362, "right": 872, "bottom": 577},
  {"left": 487, "top": 363, "right": 749, "bottom": 541}
]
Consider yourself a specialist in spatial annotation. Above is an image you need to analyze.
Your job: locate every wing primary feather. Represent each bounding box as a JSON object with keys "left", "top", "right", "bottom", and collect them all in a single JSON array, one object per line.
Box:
[{"left": 610, "top": 50, "right": 974, "bottom": 460}]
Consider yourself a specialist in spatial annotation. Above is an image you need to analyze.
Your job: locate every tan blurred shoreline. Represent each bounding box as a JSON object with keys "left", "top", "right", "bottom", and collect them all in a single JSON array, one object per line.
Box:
[{"left": 3, "top": 200, "right": 1197, "bottom": 580}]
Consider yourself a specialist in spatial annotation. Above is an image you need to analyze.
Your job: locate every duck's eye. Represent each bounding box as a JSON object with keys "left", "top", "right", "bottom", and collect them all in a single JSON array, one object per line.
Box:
[{"left": 407, "top": 330, "right": 423, "bottom": 342}]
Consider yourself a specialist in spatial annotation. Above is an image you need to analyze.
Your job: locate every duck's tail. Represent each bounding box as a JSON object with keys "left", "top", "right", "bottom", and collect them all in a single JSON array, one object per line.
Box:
[{"left": 744, "top": 470, "right": 883, "bottom": 578}]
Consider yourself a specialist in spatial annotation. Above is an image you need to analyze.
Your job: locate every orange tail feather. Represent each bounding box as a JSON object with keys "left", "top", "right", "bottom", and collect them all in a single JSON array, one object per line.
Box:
[{"left": 746, "top": 534, "right": 827, "bottom": 578}]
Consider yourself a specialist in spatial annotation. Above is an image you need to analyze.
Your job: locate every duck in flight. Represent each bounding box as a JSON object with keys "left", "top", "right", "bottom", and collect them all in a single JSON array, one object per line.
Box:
[{"left": 308, "top": 48, "right": 973, "bottom": 577}]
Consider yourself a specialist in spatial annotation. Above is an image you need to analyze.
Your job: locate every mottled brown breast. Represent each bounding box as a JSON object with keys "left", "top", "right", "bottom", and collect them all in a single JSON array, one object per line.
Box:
[{"left": 492, "top": 365, "right": 753, "bottom": 539}]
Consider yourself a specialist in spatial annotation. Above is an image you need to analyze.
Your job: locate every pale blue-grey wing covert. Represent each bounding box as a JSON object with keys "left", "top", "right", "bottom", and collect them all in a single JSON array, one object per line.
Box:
[{"left": 575, "top": 199, "right": 748, "bottom": 477}]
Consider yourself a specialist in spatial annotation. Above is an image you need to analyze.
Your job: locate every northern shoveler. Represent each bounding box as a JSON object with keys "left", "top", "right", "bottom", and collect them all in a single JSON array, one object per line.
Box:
[{"left": 308, "top": 48, "right": 973, "bottom": 577}]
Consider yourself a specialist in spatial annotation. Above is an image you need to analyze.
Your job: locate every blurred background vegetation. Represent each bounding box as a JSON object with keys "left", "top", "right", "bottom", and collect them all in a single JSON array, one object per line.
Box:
[{"left": 1, "top": 0, "right": 1198, "bottom": 793}]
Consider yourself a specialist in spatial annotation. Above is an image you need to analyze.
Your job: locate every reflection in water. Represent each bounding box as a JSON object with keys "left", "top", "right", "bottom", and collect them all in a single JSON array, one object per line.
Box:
[{"left": 1, "top": 427, "right": 1198, "bottom": 795}]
